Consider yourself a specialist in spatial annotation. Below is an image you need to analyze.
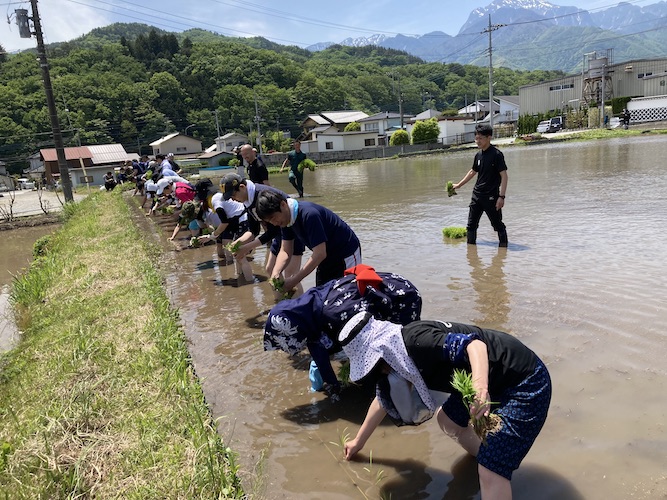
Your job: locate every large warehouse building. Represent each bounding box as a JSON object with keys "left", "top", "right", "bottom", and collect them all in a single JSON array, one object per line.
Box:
[{"left": 519, "top": 53, "right": 667, "bottom": 122}]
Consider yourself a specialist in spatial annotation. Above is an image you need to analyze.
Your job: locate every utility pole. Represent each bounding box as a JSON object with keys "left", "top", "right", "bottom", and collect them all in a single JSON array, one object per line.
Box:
[
  {"left": 62, "top": 97, "right": 81, "bottom": 148},
  {"left": 388, "top": 72, "right": 404, "bottom": 129},
  {"left": 214, "top": 109, "right": 221, "bottom": 139},
  {"left": 483, "top": 15, "right": 505, "bottom": 130},
  {"left": 16, "top": 1, "right": 73, "bottom": 201},
  {"left": 253, "top": 90, "right": 262, "bottom": 155},
  {"left": 600, "top": 63, "right": 607, "bottom": 129}
]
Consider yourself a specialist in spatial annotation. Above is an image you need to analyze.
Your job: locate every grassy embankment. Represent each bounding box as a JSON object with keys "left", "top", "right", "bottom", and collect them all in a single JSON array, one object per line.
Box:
[{"left": 0, "top": 192, "right": 244, "bottom": 498}]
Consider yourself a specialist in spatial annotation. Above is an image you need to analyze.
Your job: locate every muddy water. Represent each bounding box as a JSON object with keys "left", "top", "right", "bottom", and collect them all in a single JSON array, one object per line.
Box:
[
  {"left": 0, "top": 225, "right": 58, "bottom": 351},
  {"left": 158, "top": 136, "right": 667, "bottom": 500}
]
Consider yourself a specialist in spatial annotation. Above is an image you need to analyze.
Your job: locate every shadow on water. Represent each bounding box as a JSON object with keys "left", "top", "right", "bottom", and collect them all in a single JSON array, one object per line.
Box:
[
  {"left": 145, "top": 138, "right": 667, "bottom": 499},
  {"left": 370, "top": 453, "right": 583, "bottom": 500},
  {"left": 375, "top": 453, "right": 584, "bottom": 500},
  {"left": 245, "top": 310, "right": 271, "bottom": 329},
  {"left": 280, "top": 384, "right": 376, "bottom": 427}
]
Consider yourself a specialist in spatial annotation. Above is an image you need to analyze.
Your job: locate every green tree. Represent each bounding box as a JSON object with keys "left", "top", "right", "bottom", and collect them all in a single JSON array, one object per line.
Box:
[
  {"left": 389, "top": 129, "right": 409, "bottom": 146},
  {"left": 263, "top": 130, "right": 292, "bottom": 152},
  {"left": 344, "top": 121, "right": 361, "bottom": 132},
  {"left": 411, "top": 118, "right": 440, "bottom": 144},
  {"left": 0, "top": 44, "right": 6, "bottom": 64}
]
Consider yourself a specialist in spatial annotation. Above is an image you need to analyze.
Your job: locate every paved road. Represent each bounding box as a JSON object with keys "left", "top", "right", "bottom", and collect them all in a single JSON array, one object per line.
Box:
[{"left": 0, "top": 189, "right": 87, "bottom": 218}]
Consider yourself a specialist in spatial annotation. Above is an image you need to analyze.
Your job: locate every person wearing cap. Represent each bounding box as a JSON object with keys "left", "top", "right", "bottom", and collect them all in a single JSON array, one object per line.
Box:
[
  {"left": 339, "top": 312, "right": 551, "bottom": 499},
  {"left": 240, "top": 144, "right": 269, "bottom": 186},
  {"left": 264, "top": 265, "right": 422, "bottom": 397},
  {"left": 255, "top": 189, "right": 362, "bottom": 292},
  {"left": 141, "top": 179, "right": 158, "bottom": 209},
  {"left": 149, "top": 179, "right": 196, "bottom": 216},
  {"left": 168, "top": 200, "right": 202, "bottom": 242},
  {"left": 195, "top": 180, "right": 254, "bottom": 280}
]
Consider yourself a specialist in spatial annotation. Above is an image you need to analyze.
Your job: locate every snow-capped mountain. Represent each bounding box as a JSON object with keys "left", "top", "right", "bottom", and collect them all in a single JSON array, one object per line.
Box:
[
  {"left": 305, "top": 0, "right": 667, "bottom": 72},
  {"left": 459, "top": 0, "right": 594, "bottom": 33},
  {"left": 338, "top": 34, "right": 390, "bottom": 47}
]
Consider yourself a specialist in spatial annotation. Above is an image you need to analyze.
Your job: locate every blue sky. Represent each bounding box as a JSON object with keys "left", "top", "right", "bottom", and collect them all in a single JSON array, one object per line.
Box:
[{"left": 0, "top": 0, "right": 645, "bottom": 53}]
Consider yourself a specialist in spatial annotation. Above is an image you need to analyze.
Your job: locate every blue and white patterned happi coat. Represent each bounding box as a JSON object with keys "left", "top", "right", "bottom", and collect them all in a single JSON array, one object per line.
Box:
[{"left": 264, "top": 272, "right": 422, "bottom": 356}]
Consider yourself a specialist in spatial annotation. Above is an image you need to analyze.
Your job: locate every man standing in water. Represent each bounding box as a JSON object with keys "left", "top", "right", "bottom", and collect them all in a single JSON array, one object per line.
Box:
[
  {"left": 280, "top": 140, "right": 307, "bottom": 197},
  {"left": 240, "top": 144, "right": 270, "bottom": 186},
  {"left": 453, "top": 123, "right": 508, "bottom": 247}
]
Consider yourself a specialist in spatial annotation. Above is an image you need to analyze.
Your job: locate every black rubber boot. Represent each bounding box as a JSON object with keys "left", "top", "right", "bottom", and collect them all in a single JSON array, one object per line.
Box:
[
  {"left": 498, "top": 229, "right": 508, "bottom": 247},
  {"left": 467, "top": 229, "right": 477, "bottom": 245}
]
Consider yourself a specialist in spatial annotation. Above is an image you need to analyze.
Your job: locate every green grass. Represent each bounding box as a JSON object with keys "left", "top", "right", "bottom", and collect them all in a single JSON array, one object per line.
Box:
[{"left": 1, "top": 191, "right": 243, "bottom": 498}]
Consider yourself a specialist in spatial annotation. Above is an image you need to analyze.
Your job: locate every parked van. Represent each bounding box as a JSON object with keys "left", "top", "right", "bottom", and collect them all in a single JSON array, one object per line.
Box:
[
  {"left": 17, "top": 178, "right": 36, "bottom": 190},
  {"left": 536, "top": 120, "right": 550, "bottom": 133},
  {"left": 536, "top": 117, "right": 564, "bottom": 134}
]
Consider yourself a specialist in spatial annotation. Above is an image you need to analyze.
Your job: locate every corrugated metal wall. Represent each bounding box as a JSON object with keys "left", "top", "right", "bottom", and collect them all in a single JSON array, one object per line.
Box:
[{"left": 519, "top": 58, "right": 667, "bottom": 116}]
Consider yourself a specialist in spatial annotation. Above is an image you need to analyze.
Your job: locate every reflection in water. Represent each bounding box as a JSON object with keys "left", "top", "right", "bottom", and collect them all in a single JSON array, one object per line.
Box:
[
  {"left": 150, "top": 136, "right": 667, "bottom": 499},
  {"left": 0, "top": 285, "right": 19, "bottom": 352},
  {"left": 466, "top": 246, "right": 509, "bottom": 330},
  {"left": 0, "top": 224, "right": 57, "bottom": 351}
]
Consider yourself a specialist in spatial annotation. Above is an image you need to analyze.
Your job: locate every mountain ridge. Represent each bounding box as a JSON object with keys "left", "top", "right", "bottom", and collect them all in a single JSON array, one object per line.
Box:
[{"left": 306, "top": 0, "right": 667, "bottom": 72}]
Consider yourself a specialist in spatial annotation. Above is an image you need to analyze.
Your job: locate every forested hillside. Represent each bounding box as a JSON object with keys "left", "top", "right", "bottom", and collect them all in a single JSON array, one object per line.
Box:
[{"left": 0, "top": 24, "right": 564, "bottom": 173}]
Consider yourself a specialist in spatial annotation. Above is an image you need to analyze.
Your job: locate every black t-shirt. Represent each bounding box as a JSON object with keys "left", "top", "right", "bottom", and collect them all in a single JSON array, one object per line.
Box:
[
  {"left": 401, "top": 320, "right": 537, "bottom": 397},
  {"left": 472, "top": 145, "right": 507, "bottom": 196},
  {"left": 247, "top": 156, "right": 269, "bottom": 185}
]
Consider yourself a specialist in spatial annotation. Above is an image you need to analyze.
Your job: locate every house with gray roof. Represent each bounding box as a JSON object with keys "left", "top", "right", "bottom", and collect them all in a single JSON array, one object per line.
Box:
[
  {"left": 357, "top": 111, "right": 414, "bottom": 145},
  {"left": 150, "top": 132, "right": 202, "bottom": 156}
]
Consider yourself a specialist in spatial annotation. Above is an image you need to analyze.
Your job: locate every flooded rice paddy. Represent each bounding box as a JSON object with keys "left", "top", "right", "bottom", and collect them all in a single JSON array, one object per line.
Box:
[
  {"left": 4, "top": 135, "right": 666, "bottom": 498},
  {"left": 157, "top": 135, "right": 667, "bottom": 499}
]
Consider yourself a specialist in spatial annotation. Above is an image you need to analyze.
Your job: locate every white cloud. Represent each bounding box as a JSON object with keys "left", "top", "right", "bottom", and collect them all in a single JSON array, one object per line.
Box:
[{"left": 1, "top": 0, "right": 111, "bottom": 52}]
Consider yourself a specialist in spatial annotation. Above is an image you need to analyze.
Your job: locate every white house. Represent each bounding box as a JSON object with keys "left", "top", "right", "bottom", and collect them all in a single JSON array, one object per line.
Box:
[
  {"left": 435, "top": 116, "right": 469, "bottom": 145},
  {"left": 497, "top": 96, "right": 520, "bottom": 123},
  {"left": 357, "top": 112, "right": 413, "bottom": 145},
  {"left": 150, "top": 132, "right": 202, "bottom": 156},
  {"left": 301, "top": 111, "right": 369, "bottom": 140},
  {"left": 215, "top": 132, "right": 248, "bottom": 153},
  {"left": 405, "top": 109, "right": 442, "bottom": 138},
  {"left": 314, "top": 130, "right": 382, "bottom": 152},
  {"left": 458, "top": 100, "right": 500, "bottom": 122}
]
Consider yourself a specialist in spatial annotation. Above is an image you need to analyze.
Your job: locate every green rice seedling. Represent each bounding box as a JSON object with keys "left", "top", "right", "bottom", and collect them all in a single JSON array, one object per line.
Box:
[
  {"left": 269, "top": 277, "right": 295, "bottom": 299},
  {"left": 329, "top": 427, "right": 350, "bottom": 449},
  {"left": 450, "top": 369, "right": 502, "bottom": 445},
  {"left": 298, "top": 159, "right": 317, "bottom": 172},
  {"left": 446, "top": 181, "right": 457, "bottom": 197},
  {"left": 338, "top": 361, "right": 351, "bottom": 387},
  {"left": 442, "top": 227, "right": 467, "bottom": 239},
  {"left": 190, "top": 237, "right": 201, "bottom": 248},
  {"left": 225, "top": 241, "right": 241, "bottom": 253},
  {"left": 362, "top": 451, "right": 386, "bottom": 485}
]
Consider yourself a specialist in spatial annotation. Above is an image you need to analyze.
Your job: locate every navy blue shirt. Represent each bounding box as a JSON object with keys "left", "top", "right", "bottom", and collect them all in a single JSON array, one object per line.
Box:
[{"left": 282, "top": 201, "right": 359, "bottom": 260}]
